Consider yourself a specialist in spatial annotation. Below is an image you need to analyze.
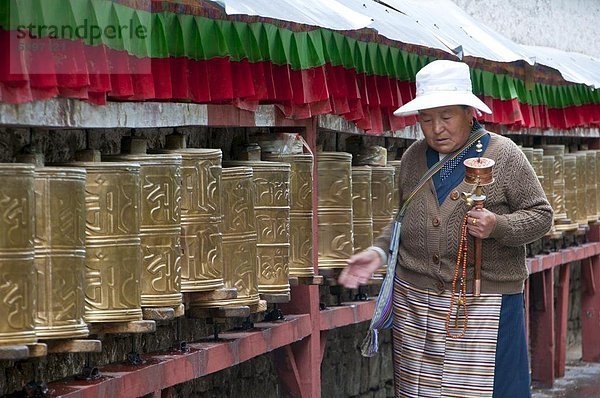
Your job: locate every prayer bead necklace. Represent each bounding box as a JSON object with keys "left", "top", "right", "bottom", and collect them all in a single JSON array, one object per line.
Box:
[{"left": 445, "top": 214, "right": 469, "bottom": 338}]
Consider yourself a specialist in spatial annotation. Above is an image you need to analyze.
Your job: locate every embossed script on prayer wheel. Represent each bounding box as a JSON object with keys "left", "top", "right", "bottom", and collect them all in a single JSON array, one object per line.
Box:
[
  {"left": 106, "top": 149, "right": 183, "bottom": 309},
  {"left": 264, "top": 153, "right": 314, "bottom": 277},
  {"left": 226, "top": 161, "right": 291, "bottom": 294},
  {"left": 532, "top": 148, "right": 544, "bottom": 178},
  {"left": 161, "top": 146, "right": 224, "bottom": 293},
  {"left": 371, "top": 166, "right": 396, "bottom": 236},
  {"left": 0, "top": 164, "right": 36, "bottom": 345},
  {"left": 73, "top": 160, "right": 143, "bottom": 322},
  {"left": 574, "top": 152, "right": 588, "bottom": 225},
  {"left": 542, "top": 145, "right": 568, "bottom": 222},
  {"left": 195, "top": 167, "right": 260, "bottom": 307},
  {"left": 352, "top": 167, "right": 373, "bottom": 253},
  {"left": 33, "top": 168, "right": 88, "bottom": 339},
  {"left": 585, "top": 151, "right": 598, "bottom": 223},
  {"left": 317, "top": 152, "right": 354, "bottom": 270},
  {"left": 542, "top": 156, "right": 555, "bottom": 211},
  {"left": 563, "top": 155, "right": 579, "bottom": 225},
  {"left": 388, "top": 160, "right": 402, "bottom": 216}
]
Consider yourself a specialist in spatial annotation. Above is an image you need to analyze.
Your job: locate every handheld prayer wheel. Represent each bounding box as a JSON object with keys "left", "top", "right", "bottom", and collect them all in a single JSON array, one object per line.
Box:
[
  {"left": 264, "top": 153, "right": 314, "bottom": 277},
  {"left": 193, "top": 167, "right": 259, "bottom": 307},
  {"left": 387, "top": 160, "right": 402, "bottom": 216},
  {"left": 161, "top": 135, "right": 224, "bottom": 292},
  {"left": 71, "top": 151, "right": 143, "bottom": 322},
  {"left": 371, "top": 166, "right": 396, "bottom": 237},
  {"left": 0, "top": 164, "right": 37, "bottom": 345},
  {"left": 463, "top": 151, "right": 495, "bottom": 296},
  {"left": 317, "top": 152, "right": 354, "bottom": 270},
  {"left": 352, "top": 167, "right": 373, "bottom": 253},
  {"left": 33, "top": 166, "right": 89, "bottom": 338},
  {"left": 574, "top": 152, "right": 588, "bottom": 225},
  {"left": 106, "top": 140, "right": 183, "bottom": 309},
  {"left": 585, "top": 151, "right": 598, "bottom": 223},
  {"left": 541, "top": 145, "right": 569, "bottom": 223},
  {"left": 225, "top": 161, "right": 291, "bottom": 295},
  {"left": 563, "top": 154, "right": 579, "bottom": 226}
]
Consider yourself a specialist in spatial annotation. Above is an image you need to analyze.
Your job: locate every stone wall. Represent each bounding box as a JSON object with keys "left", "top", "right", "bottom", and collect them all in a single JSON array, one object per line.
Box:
[{"left": 321, "top": 324, "right": 394, "bottom": 398}]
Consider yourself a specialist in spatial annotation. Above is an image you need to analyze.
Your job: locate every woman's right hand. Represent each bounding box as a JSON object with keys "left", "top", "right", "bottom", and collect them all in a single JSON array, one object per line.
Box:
[{"left": 338, "top": 250, "right": 384, "bottom": 289}]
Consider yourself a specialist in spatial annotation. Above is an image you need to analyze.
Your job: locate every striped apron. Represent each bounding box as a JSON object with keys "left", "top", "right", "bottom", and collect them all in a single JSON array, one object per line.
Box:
[{"left": 392, "top": 277, "right": 503, "bottom": 398}]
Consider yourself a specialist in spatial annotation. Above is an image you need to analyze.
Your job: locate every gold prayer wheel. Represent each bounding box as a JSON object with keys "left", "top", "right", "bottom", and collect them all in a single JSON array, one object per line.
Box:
[
  {"left": 563, "top": 154, "right": 579, "bottom": 226},
  {"left": 388, "top": 160, "right": 402, "bottom": 216},
  {"left": 193, "top": 167, "right": 259, "bottom": 307},
  {"left": 225, "top": 161, "right": 291, "bottom": 295},
  {"left": 33, "top": 167, "right": 89, "bottom": 339},
  {"left": 317, "top": 152, "right": 354, "bottom": 270},
  {"left": 0, "top": 164, "right": 36, "bottom": 345},
  {"left": 541, "top": 145, "right": 568, "bottom": 222},
  {"left": 542, "top": 156, "right": 555, "bottom": 211},
  {"left": 71, "top": 154, "right": 143, "bottom": 323},
  {"left": 106, "top": 145, "right": 183, "bottom": 309},
  {"left": 521, "top": 147, "right": 534, "bottom": 166},
  {"left": 575, "top": 152, "right": 588, "bottom": 225},
  {"left": 264, "top": 154, "right": 314, "bottom": 277},
  {"left": 160, "top": 141, "right": 224, "bottom": 293},
  {"left": 585, "top": 151, "right": 598, "bottom": 223},
  {"left": 532, "top": 148, "right": 544, "bottom": 177},
  {"left": 352, "top": 166, "right": 373, "bottom": 253},
  {"left": 371, "top": 166, "right": 396, "bottom": 236}
]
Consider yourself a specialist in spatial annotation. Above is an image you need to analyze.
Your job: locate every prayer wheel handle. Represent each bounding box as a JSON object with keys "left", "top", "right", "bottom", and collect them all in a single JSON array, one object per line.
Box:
[{"left": 462, "top": 142, "right": 495, "bottom": 296}]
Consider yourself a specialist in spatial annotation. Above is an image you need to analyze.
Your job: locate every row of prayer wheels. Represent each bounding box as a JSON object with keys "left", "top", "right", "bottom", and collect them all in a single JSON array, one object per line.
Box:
[
  {"left": 317, "top": 152, "right": 399, "bottom": 272},
  {"left": 520, "top": 145, "right": 600, "bottom": 231},
  {"left": 0, "top": 136, "right": 314, "bottom": 346}
]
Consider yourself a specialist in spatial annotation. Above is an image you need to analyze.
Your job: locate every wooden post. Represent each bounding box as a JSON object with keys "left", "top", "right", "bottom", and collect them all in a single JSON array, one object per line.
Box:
[
  {"left": 277, "top": 117, "right": 322, "bottom": 398},
  {"left": 554, "top": 263, "right": 571, "bottom": 378},
  {"left": 582, "top": 224, "right": 600, "bottom": 362},
  {"left": 530, "top": 268, "right": 555, "bottom": 387}
]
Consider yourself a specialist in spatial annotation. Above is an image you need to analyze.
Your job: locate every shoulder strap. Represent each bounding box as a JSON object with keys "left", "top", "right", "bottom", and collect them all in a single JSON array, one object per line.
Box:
[{"left": 396, "top": 129, "right": 488, "bottom": 220}]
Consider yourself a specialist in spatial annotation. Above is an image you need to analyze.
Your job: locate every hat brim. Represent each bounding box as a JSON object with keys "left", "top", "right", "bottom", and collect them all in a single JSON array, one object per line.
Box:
[{"left": 393, "top": 91, "right": 492, "bottom": 117}]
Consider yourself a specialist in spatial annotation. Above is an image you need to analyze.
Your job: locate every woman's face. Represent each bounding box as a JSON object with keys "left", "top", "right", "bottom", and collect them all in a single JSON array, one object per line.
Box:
[{"left": 418, "top": 105, "right": 473, "bottom": 154}]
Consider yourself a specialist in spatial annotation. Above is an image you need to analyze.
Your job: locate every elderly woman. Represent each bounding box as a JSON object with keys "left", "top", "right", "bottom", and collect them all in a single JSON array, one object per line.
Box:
[{"left": 339, "top": 60, "right": 553, "bottom": 397}]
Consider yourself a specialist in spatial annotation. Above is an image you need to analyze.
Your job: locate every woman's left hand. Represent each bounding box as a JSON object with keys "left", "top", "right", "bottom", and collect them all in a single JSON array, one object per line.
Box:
[{"left": 466, "top": 207, "right": 497, "bottom": 239}]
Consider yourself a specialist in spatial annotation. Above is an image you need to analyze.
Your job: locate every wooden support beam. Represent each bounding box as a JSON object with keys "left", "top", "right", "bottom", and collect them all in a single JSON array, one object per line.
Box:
[
  {"left": 88, "top": 320, "right": 156, "bottom": 335},
  {"left": 581, "top": 255, "right": 600, "bottom": 362},
  {"left": 142, "top": 305, "right": 185, "bottom": 322},
  {"left": 554, "top": 263, "right": 571, "bottom": 378},
  {"left": 319, "top": 330, "right": 329, "bottom": 365},
  {"left": 530, "top": 268, "right": 555, "bottom": 387},
  {"left": 274, "top": 345, "right": 306, "bottom": 398},
  {"left": 45, "top": 339, "right": 102, "bottom": 354}
]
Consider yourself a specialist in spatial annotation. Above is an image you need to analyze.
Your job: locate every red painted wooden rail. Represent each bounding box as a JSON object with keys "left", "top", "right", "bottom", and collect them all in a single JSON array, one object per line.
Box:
[
  {"left": 527, "top": 227, "right": 600, "bottom": 388},
  {"left": 47, "top": 315, "right": 312, "bottom": 398}
]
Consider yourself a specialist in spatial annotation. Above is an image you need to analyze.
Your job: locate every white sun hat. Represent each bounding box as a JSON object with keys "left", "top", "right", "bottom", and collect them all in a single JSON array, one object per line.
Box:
[{"left": 393, "top": 60, "right": 492, "bottom": 117}]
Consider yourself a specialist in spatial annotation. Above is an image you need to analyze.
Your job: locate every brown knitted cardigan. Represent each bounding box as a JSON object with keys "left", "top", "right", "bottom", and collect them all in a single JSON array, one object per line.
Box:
[{"left": 374, "top": 132, "right": 553, "bottom": 294}]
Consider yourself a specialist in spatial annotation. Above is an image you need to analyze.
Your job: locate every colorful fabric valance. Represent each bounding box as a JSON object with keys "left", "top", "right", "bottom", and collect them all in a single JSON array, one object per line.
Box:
[{"left": 0, "top": 0, "right": 598, "bottom": 132}]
